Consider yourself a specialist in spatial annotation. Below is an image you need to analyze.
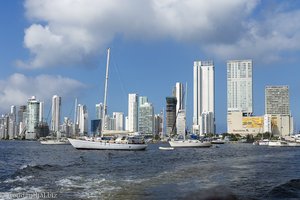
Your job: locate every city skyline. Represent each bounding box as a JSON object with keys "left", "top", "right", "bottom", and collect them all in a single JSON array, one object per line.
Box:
[{"left": 1, "top": 1, "right": 300, "bottom": 133}]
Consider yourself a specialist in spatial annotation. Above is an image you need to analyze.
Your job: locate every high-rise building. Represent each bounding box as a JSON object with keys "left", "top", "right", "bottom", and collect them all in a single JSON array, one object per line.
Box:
[
  {"left": 193, "top": 60, "right": 215, "bottom": 135},
  {"left": 39, "top": 101, "right": 44, "bottom": 122},
  {"left": 265, "top": 86, "right": 290, "bottom": 115},
  {"left": 18, "top": 105, "right": 27, "bottom": 136},
  {"left": 154, "top": 113, "right": 163, "bottom": 139},
  {"left": 26, "top": 96, "right": 40, "bottom": 139},
  {"left": 95, "top": 103, "right": 103, "bottom": 120},
  {"left": 264, "top": 86, "right": 292, "bottom": 137},
  {"left": 138, "top": 97, "right": 154, "bottom": 135},
  {"left": 227, "top": 60, "right": 253, "bottom": 115},
  {"left": 51, "top": 95, "right": 61, "bottom": 132},
  {"left": 166, "top": 97, "right": 177, "bottom": 136},
  {"left": 128, "top": 93, "right": 138, "bottom": 132},
  {"left": 77, "top": 104, "right": 88, "bottom": 135},
  {"left": 113, "top": 112, "right": 124, "bottom": 131},
  {"left": 173, "top": 82, "right": 186, "bottom": 136}
]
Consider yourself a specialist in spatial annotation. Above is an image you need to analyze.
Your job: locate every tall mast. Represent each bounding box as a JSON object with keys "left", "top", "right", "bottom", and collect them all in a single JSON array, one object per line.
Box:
[
  {"left": 73, "top": 98, "right": 78, "bottom": 137},
  {"left": 101, "top": 48, "right": 110, "bottom": 136}
]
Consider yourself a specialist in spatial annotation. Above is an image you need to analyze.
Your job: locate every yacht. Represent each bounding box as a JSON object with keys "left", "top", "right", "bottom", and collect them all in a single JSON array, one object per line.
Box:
[
  {"left": 268, "top": 140, "right": 289, "bottom": 147},
  {"left": 169, "top": 139, "right": 212, "bottom": 148},
  {"left": 68, "top": 135, "right": 147, "bottom": 150},
  {"left": 68, "top": 48, "right": 147, "bottom": 151}
]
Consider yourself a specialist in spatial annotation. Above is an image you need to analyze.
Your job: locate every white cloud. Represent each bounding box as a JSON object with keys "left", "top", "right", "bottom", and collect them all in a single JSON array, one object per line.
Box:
[
  {"left": 18, "top": 0, "right": 259, "bottom": 68},
  {"left": 18, "top": 0, "right": 300, "bottom": 68},
  {"left": 0, "top": 73, "right": 86, "bottom": 112}
]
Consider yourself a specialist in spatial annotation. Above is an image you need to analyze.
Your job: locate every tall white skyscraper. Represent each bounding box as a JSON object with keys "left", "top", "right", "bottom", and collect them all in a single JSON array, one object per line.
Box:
[
  {"left": 39, "top": 102, "right": 44, "bottom": 122},
  {"left": 193, "top": 60, "right": 215, "bottom": 135},
  {"left": 227, "top": 60, "right": 253, "bottom": 115},
  {"left": 128, "top": 93, "right": 138, "bottom": 132},
  {"left": 95, "top": 103, "right": 103, "bottom": 120},
  {"left": 51, "top": 95, "right": 61, "bottom": 132},
  {"left": 113, "top": 112, "right": 124, "bottom": 131},
  {"left": 174, "top": 82, "right": 186, "bottom": 136},
  {"left": 77, "top": 104, "right": 88, "bottom": 135}
]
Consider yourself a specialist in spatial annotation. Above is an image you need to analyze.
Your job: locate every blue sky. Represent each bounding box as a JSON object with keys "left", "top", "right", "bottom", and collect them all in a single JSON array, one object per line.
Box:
[{"left": 1, "top": 0, "right": 300, "bottom": 133}]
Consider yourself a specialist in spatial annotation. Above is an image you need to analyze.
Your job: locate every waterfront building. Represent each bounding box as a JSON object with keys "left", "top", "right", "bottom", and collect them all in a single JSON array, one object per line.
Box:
[
  {"left": 26, "top": 96, "right": 40, "bottom": 139},
  {"left": 51, "top": 95, "right": 61, "bottom": 132},
  {"left": 8, "top": 106, "right": 17, "bottom": 139},
  {"left": 154, "top": 113, "right": 163, "bottom": 139},
  {"left": 166, "top": 97, "right": 177, "bottom": 136},
  {"left": 18, "top": 105, "right": 27, "bottom": 137},
  {"left": 174, "top": 82, "right": 186, "bottom": 137},
  {"left": 61, "top": 117, "right": 73, "bottom": 137},
  {"left": 264, "top": 86, "right": 292, "bottom": 136},
  {"left": 227, "top": 60, "right": 253, "bottom": 115},
  {"left": 0, "top": 114, "right": 9, "bottom": 139},
  {"left": 95, "top": 103, "right": 103, "bottom": 120},
  {"left": 265, "top": 86, "right": 290, "bottom": 115},
  {"left": 138, "top": 97, "right": 154, "bottom": 135},
  {"left": 39, "top": 101, "right": 44, "bottom": 122},
  {"left": 77, "top": 104, "right": 88, "bottom": 135},
  {"left": 91, "top": 119, "right": 101, "bottom": 136},
  {"left": 125, "top": 116, "right": 129, "bottom": 131},
  {"left": 128, "top": 93, "right": 138, "bottom": 132},
  {"left": 227, "top": 111, "right": 263, "bottom": 136},
  {"left": 193, "top": 60, "right": 215, "bottom": 135},
  {"left": 113, "top": 112, "right": 124, "bottom": 131},
  {"left": 227, "top": 60, "right": 253, "bottom": 135}
]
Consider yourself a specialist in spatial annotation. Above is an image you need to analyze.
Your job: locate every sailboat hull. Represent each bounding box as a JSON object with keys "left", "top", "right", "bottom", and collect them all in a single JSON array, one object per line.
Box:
[
  {"left": 169, "top": 140, "right": 212, "bottom": 148},
  {"left": 68, "top": 138, "right": 147, "bottom": 150}
]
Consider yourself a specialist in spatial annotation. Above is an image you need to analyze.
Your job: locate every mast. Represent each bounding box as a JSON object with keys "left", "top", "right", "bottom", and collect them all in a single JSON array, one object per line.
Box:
[{"left": 101, "top": 48, "right": 110, "bottom": 137}]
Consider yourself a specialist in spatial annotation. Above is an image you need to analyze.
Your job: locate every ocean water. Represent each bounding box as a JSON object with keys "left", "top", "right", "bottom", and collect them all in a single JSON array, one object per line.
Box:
[{"left": 0, "top": 140, "right": 299, "bottom": 200}]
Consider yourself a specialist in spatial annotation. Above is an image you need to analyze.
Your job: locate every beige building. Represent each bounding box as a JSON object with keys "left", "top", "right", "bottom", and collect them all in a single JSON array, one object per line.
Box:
[
  {"left": 264, "top": 114, "right": 293, "bottom": 137},
  {"left": 227, "top": 112, "right": 263, "bottom": 136}
]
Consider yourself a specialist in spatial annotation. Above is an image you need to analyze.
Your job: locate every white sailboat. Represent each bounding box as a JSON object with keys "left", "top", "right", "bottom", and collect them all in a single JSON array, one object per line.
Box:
[
  {"left": 68, "top": 48, "right": 147, "bottom": 150},
  {"left": 168, "top": 83, "right": 212, "bottom": 148}
]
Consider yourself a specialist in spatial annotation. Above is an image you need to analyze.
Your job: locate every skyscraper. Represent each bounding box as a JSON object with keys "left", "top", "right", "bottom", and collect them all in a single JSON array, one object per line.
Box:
[
  {"left": 138, "top": 97, "right": 154, "bottom": 135},
  {"left": 113, "top": 112, "right": 124, "bottom": 131},
  {"left": 95, "top": 103, "right": 103, "bottom": 120},
  {"left": 51, "top": 95, "right": 61, "bottom": 132},
  {"left": 26, "top": 96, "right": 40, "bottom": 139},
  {"left": 193, "top": 60, "right": 215, "bottom": 135},
  {"left": 174, "top": 82, "right": 186, "bottom": 136},
  {"left": 265, "top": 86, "right": 290, "bottom": 115},
  {"left": 77, "top": 104, "right": 88, "bottom": 135},
  {"left": 128, "top": 93, "right": 138, "bottom": 132},
  {"left": 227, "top": 60, "right": 253, "bottom": 115},
  {"left": 166, "top": 97, "right": 177, "bottom": 136}
]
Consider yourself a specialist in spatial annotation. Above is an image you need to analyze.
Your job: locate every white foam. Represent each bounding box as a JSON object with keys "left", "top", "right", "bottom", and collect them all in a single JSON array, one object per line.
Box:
[{"left": 4, "top": 176, "right": 33, "bottom": 183}]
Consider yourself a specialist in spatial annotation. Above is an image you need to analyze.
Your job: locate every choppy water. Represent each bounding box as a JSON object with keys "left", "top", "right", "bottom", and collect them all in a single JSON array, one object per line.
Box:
[{"left": 0, "top": 141, "right": 299, "bottom": 200}]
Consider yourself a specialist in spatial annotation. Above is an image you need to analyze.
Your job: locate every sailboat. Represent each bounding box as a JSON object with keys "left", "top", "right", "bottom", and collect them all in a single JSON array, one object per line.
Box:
[
  {"left": 68, "top": 48, "right": 147, "bottom": 150},
  {"left": 168, "top": 83, "right": 212, "bottom": 148}
]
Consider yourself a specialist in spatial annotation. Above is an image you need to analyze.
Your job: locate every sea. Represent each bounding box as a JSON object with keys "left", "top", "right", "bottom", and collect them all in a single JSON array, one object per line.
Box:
[{"left": 0, "top": 141, "right": 299, "bottom": 200}]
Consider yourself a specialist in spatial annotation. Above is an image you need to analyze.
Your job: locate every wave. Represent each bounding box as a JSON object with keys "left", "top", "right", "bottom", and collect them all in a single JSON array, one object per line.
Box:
[{"left": 267, "top": 179, "right": 300, "bottom": 199}]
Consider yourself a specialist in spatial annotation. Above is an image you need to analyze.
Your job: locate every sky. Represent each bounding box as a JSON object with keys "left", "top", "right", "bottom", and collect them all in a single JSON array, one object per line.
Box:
[{"left": 1, "top": 0, "right": 300, "bottom": 133}]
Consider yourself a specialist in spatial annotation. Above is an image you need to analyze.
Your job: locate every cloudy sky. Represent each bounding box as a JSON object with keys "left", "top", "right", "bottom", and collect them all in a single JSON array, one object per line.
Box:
[{"left": 1, "top": 0, "right": 300, "bottom": 132}]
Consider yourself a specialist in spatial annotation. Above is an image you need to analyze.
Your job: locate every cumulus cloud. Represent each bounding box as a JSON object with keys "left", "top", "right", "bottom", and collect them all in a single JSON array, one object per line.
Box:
[
  {"left": 17, "top": 0, "right": 300, "bottom": 68},
  {"left": 0, "top": 73, "right": 86, "bottom": 112}
]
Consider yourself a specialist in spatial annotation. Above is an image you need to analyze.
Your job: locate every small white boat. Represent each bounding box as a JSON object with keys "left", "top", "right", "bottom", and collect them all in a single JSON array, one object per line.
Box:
[
  {"left": 287, "top": 142, "right": 300, "bottom": 147},
  {"left": 159, "top": 147, "right": 174, "bottom": 150},
  {"left": 258, "top": 139, "right": 270, "bottom": 146},
  {"left": 40, "top": 139, "right": 70, "bottom": 145},
  {"left": 268, "top": 140, "right": 289, "bottom": 147},
  {"left": 169, "top": 139, "right": 212, "bottom": 148},
  {"left": 211, "top": 139, "right": 225, "bottom": 144}
]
